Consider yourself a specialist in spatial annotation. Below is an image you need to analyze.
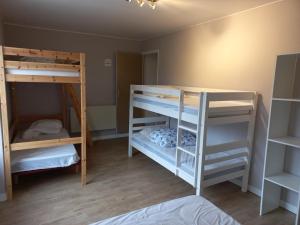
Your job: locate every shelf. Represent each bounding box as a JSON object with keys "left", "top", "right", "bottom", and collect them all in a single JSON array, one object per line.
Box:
[
  {"left": 272, "top": 97, "right": 300, "bottom": 102},
  {"left": 265, "top": 172, "right": 300, "bottom": 193},
  {"left": 269, "top": 136, "right": 300, "bottom": 148}
]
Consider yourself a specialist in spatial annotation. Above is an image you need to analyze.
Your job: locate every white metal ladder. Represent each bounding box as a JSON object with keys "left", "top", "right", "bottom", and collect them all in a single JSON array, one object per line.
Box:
[{"left": 175, "top": 91, "right": 208, "bottom": 192}]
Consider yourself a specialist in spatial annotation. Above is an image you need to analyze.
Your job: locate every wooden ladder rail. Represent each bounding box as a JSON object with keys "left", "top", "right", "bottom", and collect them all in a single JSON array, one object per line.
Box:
[{"left": 64, "top": 83, "right": 93, "bottom": 147}]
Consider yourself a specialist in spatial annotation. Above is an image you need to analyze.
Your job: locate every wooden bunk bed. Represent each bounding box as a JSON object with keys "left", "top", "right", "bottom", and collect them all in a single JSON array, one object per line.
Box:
[
  {"left": 128, "top": 85, "right": 258, "bottom": 195},
  {"left": 0, "top": 46, "right": 89, "bottom": 200}
]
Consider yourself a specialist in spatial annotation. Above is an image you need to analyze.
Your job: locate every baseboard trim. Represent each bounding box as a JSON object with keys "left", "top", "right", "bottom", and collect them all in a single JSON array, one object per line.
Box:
[
  {"left": 280, "top": 200, "right": 297, "bottom": 214},
  {"left": 0, "top": 193, "right": 7, "bottom": 202},
  {"left": 231, "top": 179, "right": 296, "bottom": 214},
  {"left": 92, "top": 133, "right": 128, "bottom": 141}
]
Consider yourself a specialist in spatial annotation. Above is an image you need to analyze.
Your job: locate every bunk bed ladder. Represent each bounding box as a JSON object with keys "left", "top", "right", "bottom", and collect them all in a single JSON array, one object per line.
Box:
[{"left": 175, "top": 91, "right": 208, "bottom": 193}]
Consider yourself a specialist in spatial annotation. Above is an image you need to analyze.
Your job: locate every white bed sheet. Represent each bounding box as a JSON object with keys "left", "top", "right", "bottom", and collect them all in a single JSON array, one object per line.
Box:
[
  {"left": 11, "top": 129, "right": 80, "bottom": 173},
  {"left": 6, "top": 68, "right": 80, "bottom": 77},
  {"left": 132, "top": 133, "right": 246, "bottom": 174},
  {"left": 91, "top": 195, "right": 240, "bottom": 225}
]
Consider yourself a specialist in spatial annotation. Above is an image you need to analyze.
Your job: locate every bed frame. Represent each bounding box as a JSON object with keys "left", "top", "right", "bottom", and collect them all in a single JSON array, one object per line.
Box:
[
  {"left": 0, "top": 46, "right": 89, "bottom": 200},
  {"left": 128, "top": 85, "right": 258, "bottom": 195}
]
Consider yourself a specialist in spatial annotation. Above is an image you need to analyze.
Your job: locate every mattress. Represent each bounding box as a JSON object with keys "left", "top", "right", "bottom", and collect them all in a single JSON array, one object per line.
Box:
[
  {"left": 11, "top": 129, "right": 80, "bottom": 173},
  {"left": 132, "top": 133, "right": 246, "bottom": 175},
  {"left": 6, "top": 68, "right": 80, "bottom": 77},
  {"left": 91, "top": 195, "right": 240, "bottom": 225}
]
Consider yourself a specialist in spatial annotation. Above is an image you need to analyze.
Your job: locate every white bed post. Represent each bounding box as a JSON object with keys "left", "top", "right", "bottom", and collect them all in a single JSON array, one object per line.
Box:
[
  {"left": 175, "top": 90, "right": 184, "bottom": 175},
  {"left": 128, "top": 85, "right": 134, "bottom": 157},
  {"left": 241, "top": 93, "right": 258, "bottom": 192},
  {"left": 196, "top": 92, "right": 209, "bottom": 196}
]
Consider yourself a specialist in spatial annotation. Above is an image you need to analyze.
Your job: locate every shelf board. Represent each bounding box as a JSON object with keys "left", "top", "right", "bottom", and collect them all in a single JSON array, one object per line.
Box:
[
  {"left": 265, "top": 172, "right": 300, "bottom": 193},
  {"left": 269, "top": 136, "right": 300, "bottom": 148},
  {"left": 272, "top": 97, "right": 300, "bottom": 102}
]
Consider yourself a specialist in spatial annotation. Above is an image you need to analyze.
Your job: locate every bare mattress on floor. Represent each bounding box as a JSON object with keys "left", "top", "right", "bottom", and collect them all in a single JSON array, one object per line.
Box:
[{"left": 91, "top": 195, "right": 240, "bottom": 225}]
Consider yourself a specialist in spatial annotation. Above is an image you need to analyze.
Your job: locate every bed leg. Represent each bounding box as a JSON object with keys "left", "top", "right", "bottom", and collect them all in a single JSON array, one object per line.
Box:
[
  {"left": 241, "top": 173, "right": 249, "bottom": 192},
  {"left": 75, "top": 164, "right": 80, "bottom": 173},
  {"left": 196, "top": 187, "right": 203, "bottom": 196},
  {"left": 128, "top": 145, "right": 133, "bottom": 158},
  {"left": 13, "top": 175, "right": 19, "bottom": 185}
]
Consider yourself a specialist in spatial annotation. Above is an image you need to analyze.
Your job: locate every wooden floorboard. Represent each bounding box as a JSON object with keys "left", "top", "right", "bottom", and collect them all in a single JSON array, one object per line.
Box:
[{"left": 0, "top": 138, "right": 294, "bottom": 225}]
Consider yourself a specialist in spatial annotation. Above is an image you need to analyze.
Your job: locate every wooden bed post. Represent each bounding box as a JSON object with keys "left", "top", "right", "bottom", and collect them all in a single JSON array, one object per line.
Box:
[
  {"left": 241, "top": 93, "right": 258, "bottom": 192},
  {"left": 196, "top": 92, "right": 209, "bottom": 196},
  {"left": 128, "top": 85, "right": 134, "bottom": 157},
  {"left": 61, "top": 85, "right": 68, "bottom": 130},
  {"left": 0, "top": 46, "right": 13, "bottom": 200},
  {"left": 80, "top": 53, "right": 87, "bottom": 186}
]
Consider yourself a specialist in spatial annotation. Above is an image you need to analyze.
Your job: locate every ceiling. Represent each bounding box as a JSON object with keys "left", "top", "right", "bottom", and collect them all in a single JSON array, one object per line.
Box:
[{"left": 0, "top": 0, "right": 278, "bottom": 41}]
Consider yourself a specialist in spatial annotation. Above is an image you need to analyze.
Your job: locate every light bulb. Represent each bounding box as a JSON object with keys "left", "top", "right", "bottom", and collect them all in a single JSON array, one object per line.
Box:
[{"left": 148, "top": 2, "right": 156, "bottom": 9}]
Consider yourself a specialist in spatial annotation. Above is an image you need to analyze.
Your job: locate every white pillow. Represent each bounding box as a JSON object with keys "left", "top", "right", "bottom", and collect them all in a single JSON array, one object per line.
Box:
[
  {"left": 29, "top": 119, "right": 63, "bottom": 134},
  {"left": 22, "top": 129, "right": 41, "bottom": 140}
]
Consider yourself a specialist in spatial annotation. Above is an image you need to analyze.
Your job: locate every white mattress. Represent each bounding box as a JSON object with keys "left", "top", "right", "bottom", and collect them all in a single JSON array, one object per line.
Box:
[
  {"left": 132, "top": 133, "right": 246, "bottom": 175},
  {"left": 6, "top": 68, "right": 80, "bottom": 77},
  {"left": 91, "top": 195, "right": 240, "bottom": 225},
  {"left": 11, "top": 129, "right": 80, "bottom": 173}
]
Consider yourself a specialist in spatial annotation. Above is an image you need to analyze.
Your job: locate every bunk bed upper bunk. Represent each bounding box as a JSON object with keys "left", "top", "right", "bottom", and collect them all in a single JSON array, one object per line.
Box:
[
  {"left": 2, "top": 47, "right": 81, "bottom": 83},
  {"left": 0, "top": 46, "right": 87, "bottom": 200},
  {"left": 131, "top": 85, "right": 255, "bottom": 125}
]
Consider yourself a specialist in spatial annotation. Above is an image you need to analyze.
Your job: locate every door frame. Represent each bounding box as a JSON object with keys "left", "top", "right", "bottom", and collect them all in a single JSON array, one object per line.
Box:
[{"left": 142, "top": 49, "right": 159, "bottom": 85}]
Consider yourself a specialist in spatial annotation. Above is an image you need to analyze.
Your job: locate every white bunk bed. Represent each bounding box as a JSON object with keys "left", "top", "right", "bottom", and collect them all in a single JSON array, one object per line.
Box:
[{"left": 128, "top": 85, "right": 257, "bottom": 195}]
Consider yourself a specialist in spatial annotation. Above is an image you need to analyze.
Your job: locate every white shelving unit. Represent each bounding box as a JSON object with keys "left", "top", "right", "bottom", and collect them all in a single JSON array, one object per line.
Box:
[{"left": 260, "top": 53, "right": 300, "bottom": 225}]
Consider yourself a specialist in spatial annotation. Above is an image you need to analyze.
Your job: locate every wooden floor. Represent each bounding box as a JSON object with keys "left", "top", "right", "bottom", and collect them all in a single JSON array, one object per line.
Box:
[{"left": 0, "top": 138, "right": 294, "bottom": 225}]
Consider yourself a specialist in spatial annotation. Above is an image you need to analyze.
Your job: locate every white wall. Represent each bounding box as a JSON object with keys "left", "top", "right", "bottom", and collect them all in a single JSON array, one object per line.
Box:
[
  {"left": 142, "top": 0, "right": 300, "bottom": 207},
  {"left": 0, "top": 15, "right": 6, "bottom": 201}
]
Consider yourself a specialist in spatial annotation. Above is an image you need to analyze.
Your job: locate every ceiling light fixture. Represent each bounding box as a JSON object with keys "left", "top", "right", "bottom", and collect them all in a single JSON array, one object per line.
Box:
[{"left": 126, "top": 0, "right": 159, "bottom": 10}]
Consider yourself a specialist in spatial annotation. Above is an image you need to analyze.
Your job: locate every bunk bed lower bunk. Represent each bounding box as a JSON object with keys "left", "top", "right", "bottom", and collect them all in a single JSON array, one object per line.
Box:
[
  {"left": 11, "top": 120, "right": 80, "bottom": 182},
  {"left": 12, "top": 127, "right": 79, "bottom": 174},
  {"left": 128, "top": 85, "right": 257, "bottom": 195}
]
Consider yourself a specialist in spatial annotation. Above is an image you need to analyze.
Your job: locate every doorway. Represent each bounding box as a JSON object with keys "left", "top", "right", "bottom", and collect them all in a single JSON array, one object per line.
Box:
[{"left": 142, "top": 50, "right": 159, "bottom": 85}]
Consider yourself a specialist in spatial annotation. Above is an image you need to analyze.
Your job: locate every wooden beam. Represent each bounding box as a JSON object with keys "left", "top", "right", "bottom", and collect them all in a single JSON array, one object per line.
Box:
[
  {"left": 64, "top": 83, "right": 92, "bottom": 147},
  {"left": 4, "top": 46, "right": 80, "bottom": 61},
  {"left": 5, "top": 61, "right": 80, "bottom": 72},
  {"left": 6, "top": 74, "right": 80, "bottom": 83},
  {"left": 61, "top": 85, "right": 68, "bottom": 129},
  {"left": 11, "top": 137, "right": 82, "bottom": 151},
  {"left": 80, "top": 53, "right": 87, "bottom": 186},
  {"left": 0, "top": 46, "right": 13, "bottom": 200}
]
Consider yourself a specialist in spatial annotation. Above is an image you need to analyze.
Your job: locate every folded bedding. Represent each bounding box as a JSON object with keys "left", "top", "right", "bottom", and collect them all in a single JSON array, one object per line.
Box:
[
  {"left": 140, "top": 127, "right": 196, "bottom": 148},
  {"left": 91, "top": 195, "right": 240, "bottom": 225}
]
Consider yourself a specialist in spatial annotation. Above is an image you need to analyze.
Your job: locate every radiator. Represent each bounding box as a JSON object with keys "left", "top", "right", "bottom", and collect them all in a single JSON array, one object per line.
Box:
[{"left": 70, "top": 105, "right": 116, "bottom": 132}]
